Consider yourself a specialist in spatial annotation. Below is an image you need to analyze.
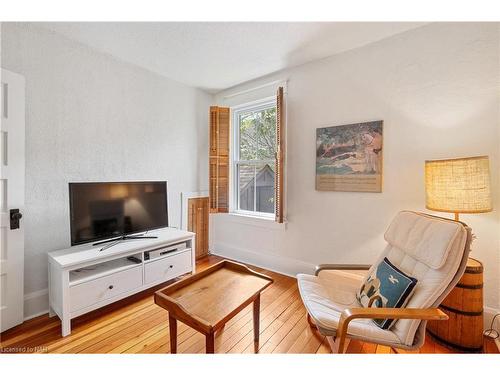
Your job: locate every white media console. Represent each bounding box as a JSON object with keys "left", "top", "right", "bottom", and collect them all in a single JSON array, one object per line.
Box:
[{"left": 48, "top": 227, "right": 195, "bottom": 336}]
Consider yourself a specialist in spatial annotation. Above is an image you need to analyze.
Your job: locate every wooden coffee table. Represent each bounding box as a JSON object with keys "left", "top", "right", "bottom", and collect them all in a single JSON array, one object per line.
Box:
[{"left": 154, "top": 260, "right": 273, "bottom": 353}]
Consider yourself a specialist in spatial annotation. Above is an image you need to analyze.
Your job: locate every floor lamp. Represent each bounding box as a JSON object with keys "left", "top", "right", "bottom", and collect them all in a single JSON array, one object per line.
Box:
[{"left": 424, "top": 155, "right": 493, "bottom": 351}]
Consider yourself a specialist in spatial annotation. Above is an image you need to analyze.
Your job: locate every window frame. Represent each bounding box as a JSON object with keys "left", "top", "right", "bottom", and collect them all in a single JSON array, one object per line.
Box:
[{"left": 231, "top": 97, "right": 277, "bottom": 219}]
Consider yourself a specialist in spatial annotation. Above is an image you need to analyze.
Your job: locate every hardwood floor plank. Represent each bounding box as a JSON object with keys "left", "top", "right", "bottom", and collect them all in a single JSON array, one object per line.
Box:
[
  {"left": 345, "top": 339, "right": 364, "bottom": 354},
  {"left": 109, "top": 318, "right": 169, "bottom": 353},
  {"left": 297, "top": 326, "right": 324, "bottom": 354},
  {"left": 1, "top": 315, "right": 58, "bottom": 343},
  {"left": 224, "top": 289, "right": 301, "bottom": 353},
  {"left": 134, "top": 322, "right": 191, "bottom": 354},
  {"left": 78, "top": 309, "right": 167, "bottom": 353},
  {"left": 272, "top": 315, "right": 311, "bottom": 353},
  {"left": 257, "top": 306, "right": 305, "bottom": 354},
  {"left": 316, "top": 337, "right": 332, "bottom": 354},
  {"left": 48, "top": 298, "right": 157, "bottom": 352},
  {"left": 286, "top": 320, "right": 323, "bottom": 354},
  {"left": 49, "top": 303, "right": 158, "bottom": 353},
  {"left": 419, "top": 335, "right": 436, "bottom": 354},
  {"left": 360, "top": 341, "right": 377, "bottom": 354},
  {"left": 242, "top": 297, "right": 305, "bottom": 353},
  {"left": 375, "top": 345, "right": 392, "bottom": 354},
  {"left": 1, "top": 320, "right": 60, "bottom": 348}
]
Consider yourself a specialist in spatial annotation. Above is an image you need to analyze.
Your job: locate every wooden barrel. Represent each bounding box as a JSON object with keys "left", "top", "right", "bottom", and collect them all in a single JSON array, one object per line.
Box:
[{"left": 427, "top": 258, "right": 484, "bottom": 352}]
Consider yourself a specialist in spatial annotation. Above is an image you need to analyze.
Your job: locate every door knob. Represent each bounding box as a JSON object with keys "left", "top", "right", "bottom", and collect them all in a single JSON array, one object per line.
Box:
[{"left": 10, "top": 209, "right": 22, "bottom": 230}]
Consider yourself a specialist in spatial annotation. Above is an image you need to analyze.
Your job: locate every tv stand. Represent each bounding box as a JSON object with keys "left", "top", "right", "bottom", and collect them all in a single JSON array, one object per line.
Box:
[{"left": 48, "top": 227, "right": 195, "bottom": 337}]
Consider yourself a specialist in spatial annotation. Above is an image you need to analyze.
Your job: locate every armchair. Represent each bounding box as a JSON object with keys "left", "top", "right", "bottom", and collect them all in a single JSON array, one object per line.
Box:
[{"left": 297, "top": 211, "right": 472, "bottom": 353}]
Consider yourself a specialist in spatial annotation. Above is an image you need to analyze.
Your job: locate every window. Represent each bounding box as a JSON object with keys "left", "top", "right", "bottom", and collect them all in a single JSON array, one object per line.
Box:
[{"left": 233, "top": 99, "right": 277, "bottom": 217}]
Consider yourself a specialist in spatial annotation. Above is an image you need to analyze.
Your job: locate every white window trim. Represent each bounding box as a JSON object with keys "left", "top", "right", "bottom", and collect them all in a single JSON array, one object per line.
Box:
[
  {"left": 226, "top": 211, "right": 287, "bottom": 231},
  {"left": 231, "top": 96, "right": 276, "bottom": 219}
]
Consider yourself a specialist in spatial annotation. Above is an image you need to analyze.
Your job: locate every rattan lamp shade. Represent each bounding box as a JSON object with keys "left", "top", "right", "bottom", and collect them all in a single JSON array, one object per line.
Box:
[{"left": 425, "top": 156, "right": 492, "bottom": 215}]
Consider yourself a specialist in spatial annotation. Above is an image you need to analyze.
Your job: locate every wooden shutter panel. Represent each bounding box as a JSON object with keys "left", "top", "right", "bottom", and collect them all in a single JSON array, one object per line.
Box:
[
  {"left": 217, "top": 108, "right": 230, "bottom": 157},
  {"left": 209, "top": 107, "right": 218, "bottom": 157},
  {"left": 275, "top": 87, "right": 285, "bottom": 223},
  {"left": 209, "top": 106, "right": 230, "bottom": 213},
  {"left": 209, "top": 158, "right": 218, "bottom": 210}
]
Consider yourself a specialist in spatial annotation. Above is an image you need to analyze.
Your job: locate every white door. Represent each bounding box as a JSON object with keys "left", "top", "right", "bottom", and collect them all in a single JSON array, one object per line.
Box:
[{"left": 0, "top": 69, "right": 25, "bottom": 332}]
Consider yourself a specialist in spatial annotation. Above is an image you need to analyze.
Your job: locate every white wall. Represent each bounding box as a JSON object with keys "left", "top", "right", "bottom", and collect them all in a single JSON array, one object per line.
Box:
[
  {"left": 212, "top": 23, "right": 500, "bottom": 315},
  {"left": 1, "top": 23, "right": 212, "bottom": 318}
]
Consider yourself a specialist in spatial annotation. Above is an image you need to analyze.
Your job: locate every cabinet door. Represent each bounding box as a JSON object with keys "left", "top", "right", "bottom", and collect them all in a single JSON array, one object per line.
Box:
[
  {"left": 198, "top": 197, "right": 209, "bottom": 259},
  {"left": 188, "top": 197, "right": 209, "bottom": 259}
]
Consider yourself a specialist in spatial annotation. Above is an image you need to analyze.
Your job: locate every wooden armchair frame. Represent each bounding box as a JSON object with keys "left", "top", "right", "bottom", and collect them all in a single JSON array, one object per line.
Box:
[{"left": 310, "top": 264, "right": 449, "bottom": 353}]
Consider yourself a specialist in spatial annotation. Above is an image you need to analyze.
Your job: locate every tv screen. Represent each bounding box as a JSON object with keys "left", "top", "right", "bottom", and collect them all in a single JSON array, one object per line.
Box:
[{"left": 69, "top": 181, "right": 168, "bottom": 246}]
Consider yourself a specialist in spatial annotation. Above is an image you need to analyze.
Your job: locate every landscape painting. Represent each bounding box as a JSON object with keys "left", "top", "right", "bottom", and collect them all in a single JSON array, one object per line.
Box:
[{"left": 316, "top": 120, "right": 383, "bottom": 192}]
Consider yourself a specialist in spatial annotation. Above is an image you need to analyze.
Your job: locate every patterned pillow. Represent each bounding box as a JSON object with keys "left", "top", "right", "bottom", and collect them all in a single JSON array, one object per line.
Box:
[{"left": 356, "top": 257, "right": 418, "bottom": 330}]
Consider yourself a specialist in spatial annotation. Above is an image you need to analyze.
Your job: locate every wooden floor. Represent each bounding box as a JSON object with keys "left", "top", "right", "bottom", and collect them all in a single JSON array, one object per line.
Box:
[{"left": 1, "top": 255, "right": 498, "bottom": 354}]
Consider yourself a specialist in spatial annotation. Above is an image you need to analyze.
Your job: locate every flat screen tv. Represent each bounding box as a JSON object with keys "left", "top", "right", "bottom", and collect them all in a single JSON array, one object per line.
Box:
[{"left": 69, "top": 181, "right": 168, "bottom": 246}]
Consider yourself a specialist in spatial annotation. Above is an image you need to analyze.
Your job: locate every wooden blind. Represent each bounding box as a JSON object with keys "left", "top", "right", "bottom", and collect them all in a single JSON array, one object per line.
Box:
[
  {"left": 209, "top": 106, "right": 230, "bottom": 213},
  {"left": 275, "top": 87, "right": 285, "bottom": 223}
]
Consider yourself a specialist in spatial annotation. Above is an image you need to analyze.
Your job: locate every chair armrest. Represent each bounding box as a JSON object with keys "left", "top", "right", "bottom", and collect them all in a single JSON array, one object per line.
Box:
[
  {"left": 315, "top": 264, "right": 371, "bottom": 276},
  {"left": 335, "top": 307, "right": 448, "bottom": 353}
]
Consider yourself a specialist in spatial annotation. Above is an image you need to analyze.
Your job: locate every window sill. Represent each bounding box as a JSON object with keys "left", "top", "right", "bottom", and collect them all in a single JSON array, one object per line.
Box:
[{"left": 216, "top": 212, "right": 287, "bottom": 231}]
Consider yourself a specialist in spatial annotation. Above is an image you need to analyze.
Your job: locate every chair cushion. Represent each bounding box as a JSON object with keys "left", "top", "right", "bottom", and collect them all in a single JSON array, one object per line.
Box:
[
  {"left": 356, "top": 257, "right": 418, "bottom": 329},
  {"left": 370, "top": 212, "right": 468, "bottom": 346},
  {"left": 384, "top": 211, "right": 463, "bottom": 269},
  {"left": 297, "top": 271, "right": 402, "bottom": 345}
]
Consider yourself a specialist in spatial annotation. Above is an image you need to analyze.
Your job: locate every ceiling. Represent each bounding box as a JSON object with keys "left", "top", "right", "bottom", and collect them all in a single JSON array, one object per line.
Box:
[{"left": 38, "top": 22, "right": 426, "bottom": 93}]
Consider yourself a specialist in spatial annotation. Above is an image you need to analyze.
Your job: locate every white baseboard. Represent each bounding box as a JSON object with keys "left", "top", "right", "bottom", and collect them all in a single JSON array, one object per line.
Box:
[
  {"left": 24, "top": 289, "right": 49, "bottom": 321},
  {"left": 211, "top": 242, "right": 316, "bottom": 278}
]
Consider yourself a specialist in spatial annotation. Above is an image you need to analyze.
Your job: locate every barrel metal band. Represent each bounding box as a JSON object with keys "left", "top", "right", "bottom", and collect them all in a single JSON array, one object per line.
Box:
[
  {"left": 426, "top": 330, "right": 483, "bottom": 353},
  {"left": 464, "top": 268, "right": 483, "bottom": 274},
  {"left": 456, "top": 282, "right": 483, "bottom": 290},
  {"left": 440, "top": 304, "right": 483, "bottom": 316}
]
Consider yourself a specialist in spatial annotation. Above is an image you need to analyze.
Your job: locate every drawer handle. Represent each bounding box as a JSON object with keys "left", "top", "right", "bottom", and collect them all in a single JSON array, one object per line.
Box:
[
  {"left": 164, "top": 265, "right": 173, "bottom": 273},
  {"left": 108, "top": 285, "right": 114, "bottom": 290}
]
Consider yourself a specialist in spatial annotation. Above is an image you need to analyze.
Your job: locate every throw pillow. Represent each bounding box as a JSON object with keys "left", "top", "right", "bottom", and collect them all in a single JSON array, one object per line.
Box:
[{"left": 356, "top": 257, "right": 418, "bottom": 329}]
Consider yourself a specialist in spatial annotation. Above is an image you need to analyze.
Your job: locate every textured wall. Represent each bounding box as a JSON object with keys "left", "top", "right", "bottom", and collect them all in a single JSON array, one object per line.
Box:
[
  {"left": 212, "top": 23, "right": 500, "bottom": 311},
  {"left": 1, "top": 23, "right": 212, "bottom": 317}
]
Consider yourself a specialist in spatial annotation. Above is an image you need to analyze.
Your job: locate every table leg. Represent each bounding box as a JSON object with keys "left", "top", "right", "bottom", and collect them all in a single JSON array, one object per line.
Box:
[
  {"left": 253, "top": 293, "right": 261, "bottom": 344},
  {"left": 169, "top": 315, "right": 177, "bottom": 354},
  {"left": 206, "top": 332, "right": 215, "bottom": 354}
]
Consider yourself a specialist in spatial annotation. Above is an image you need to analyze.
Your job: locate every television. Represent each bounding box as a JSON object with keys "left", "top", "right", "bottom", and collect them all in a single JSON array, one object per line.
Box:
[{"left": 69, "top": 181, "right": 168, "bottom": 246}]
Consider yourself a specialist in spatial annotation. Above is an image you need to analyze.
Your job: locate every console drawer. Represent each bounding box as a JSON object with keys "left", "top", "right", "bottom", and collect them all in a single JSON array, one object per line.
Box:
[
  {"left": 69, "top": 266, "right": 142, "bottom": 313},
  {"left": 144, "top": 250, "right": 192, "bottom": 285}
]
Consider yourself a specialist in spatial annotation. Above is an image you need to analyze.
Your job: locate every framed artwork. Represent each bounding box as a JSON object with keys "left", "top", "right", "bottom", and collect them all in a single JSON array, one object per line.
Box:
[{"left": 316, "top": 120, "right": 383, "bottom": 192}]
